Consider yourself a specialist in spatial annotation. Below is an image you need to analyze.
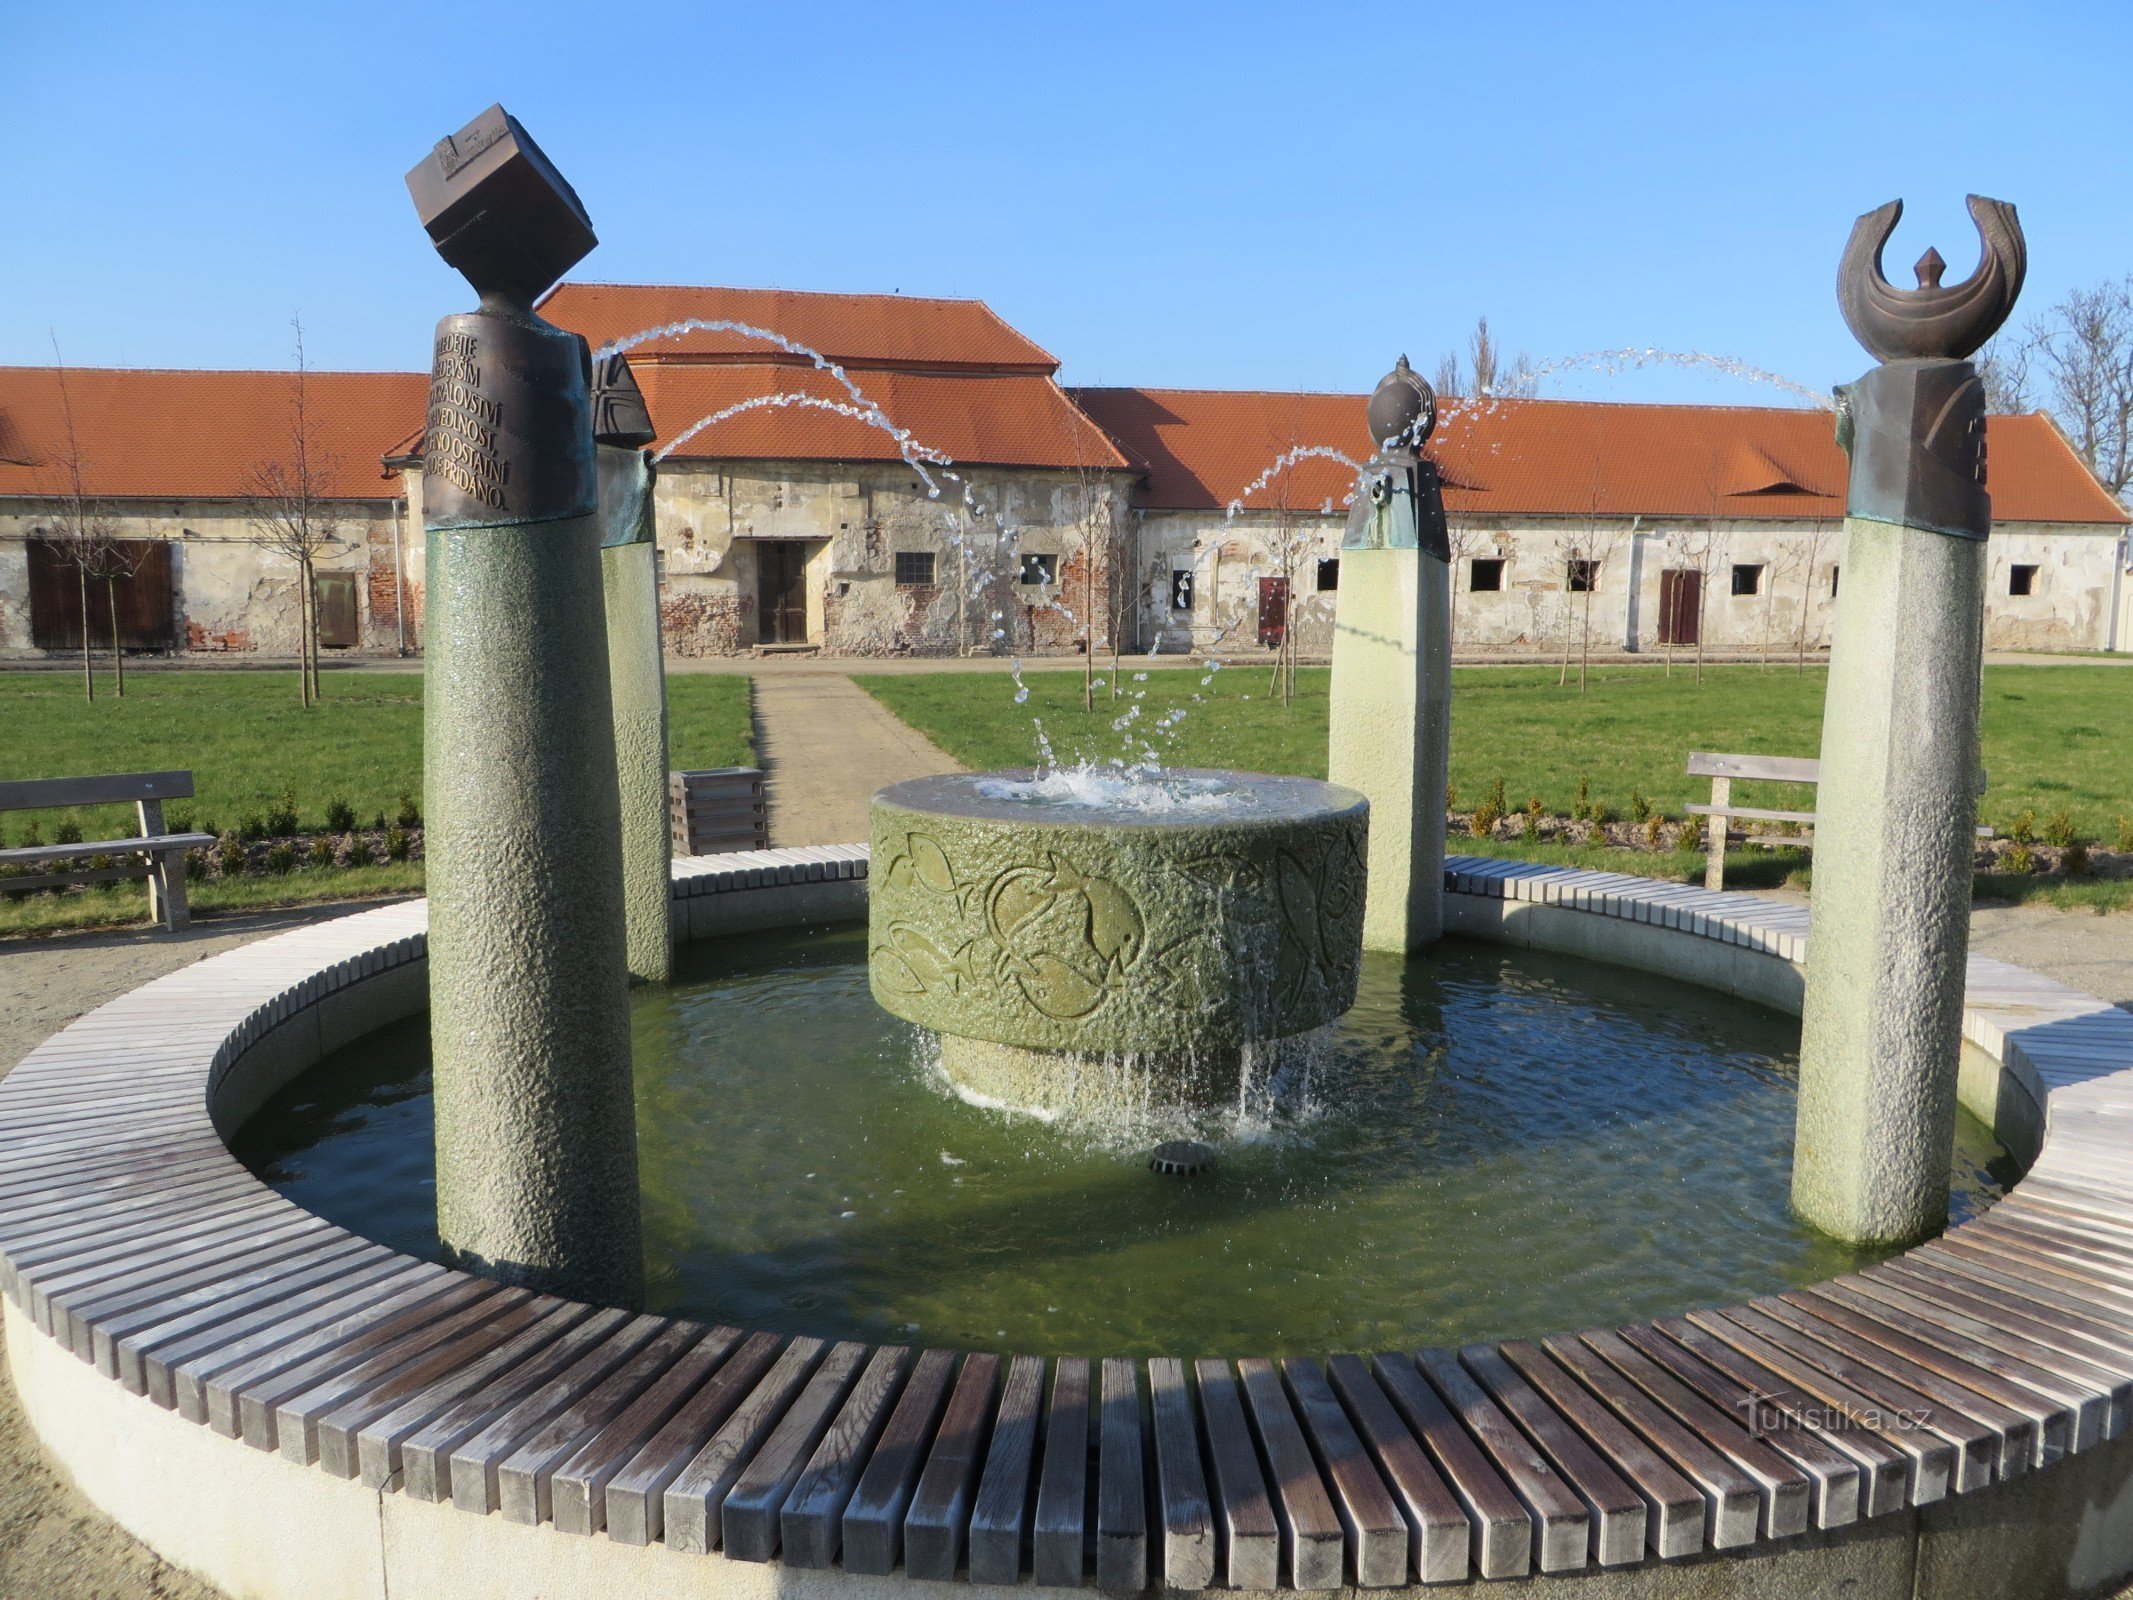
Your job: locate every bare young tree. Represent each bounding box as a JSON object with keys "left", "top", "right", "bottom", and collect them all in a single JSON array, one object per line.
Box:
[
  {"left": 245, "top": 316, "right": 344, "bottom": 706},
  {"left": 42, "top": 339, "right": 123, "bottom": 703},
  {"left": 1434, "top": 316, "right": 1540, "bottom": 400},
  {"left": 1789, "top": 523, "right": 1833, "bottom": 672},
  {"left": 2017, "top": 278, "right": 2133, "bottom": 498}
]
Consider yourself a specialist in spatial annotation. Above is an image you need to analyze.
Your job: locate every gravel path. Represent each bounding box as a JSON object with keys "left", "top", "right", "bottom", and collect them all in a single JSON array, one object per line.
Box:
[
  {"left": 1, "top": 884, "right": 2129, "bottom": 1598},
  {"left": 752, "top": 673, "right": 964, "bottom": 846}
]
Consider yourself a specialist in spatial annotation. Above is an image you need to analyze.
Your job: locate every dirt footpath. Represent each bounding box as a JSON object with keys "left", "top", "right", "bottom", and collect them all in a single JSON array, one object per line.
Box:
[{"left": 0, "top": 903, "right": 405, "bottom": 1600}]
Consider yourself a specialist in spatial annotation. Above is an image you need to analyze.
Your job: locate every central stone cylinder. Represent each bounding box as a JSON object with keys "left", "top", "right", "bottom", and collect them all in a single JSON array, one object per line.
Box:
[{"left": 868, "top": 771, "right": 1368, "bottom": 1119}]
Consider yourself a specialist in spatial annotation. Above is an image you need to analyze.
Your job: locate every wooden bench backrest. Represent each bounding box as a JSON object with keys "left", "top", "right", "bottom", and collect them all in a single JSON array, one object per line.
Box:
[
  {"left": 1685, "top": 752, "right": 1820, "bottom": 785},
  {"left": 0, "top": 770, "right": 195, "bottom": 813}
]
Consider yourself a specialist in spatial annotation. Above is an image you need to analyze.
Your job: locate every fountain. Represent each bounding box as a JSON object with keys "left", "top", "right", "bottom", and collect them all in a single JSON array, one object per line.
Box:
[{"left": 867, "top": 768, "right": 1367, "bottom": 1122}]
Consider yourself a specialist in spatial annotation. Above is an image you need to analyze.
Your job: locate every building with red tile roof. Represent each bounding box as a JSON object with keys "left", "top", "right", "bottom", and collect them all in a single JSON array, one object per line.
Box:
[{"left": 1, "top": 288, "right": 2127, "bottom": 662}]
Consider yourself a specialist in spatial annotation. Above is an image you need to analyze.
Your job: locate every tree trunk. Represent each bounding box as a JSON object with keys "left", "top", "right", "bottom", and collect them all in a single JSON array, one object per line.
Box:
[
  {"left": 108, "top": 574, "right": 125, "bottom": 696},
  {"left": 298, "top": 556, "right": 313, "bottom": 707},
  {"left": 78, "top": 565, "right": 94, "bottom": 703}
]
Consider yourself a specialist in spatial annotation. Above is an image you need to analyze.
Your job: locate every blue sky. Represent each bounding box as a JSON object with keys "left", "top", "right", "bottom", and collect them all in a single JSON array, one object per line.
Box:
[{"left": 4, "top": 1, "right": 2124, "bottom": 406}]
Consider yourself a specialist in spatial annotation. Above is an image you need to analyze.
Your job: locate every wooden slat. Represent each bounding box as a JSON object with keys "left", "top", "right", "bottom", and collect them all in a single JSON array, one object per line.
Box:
[
  {"left": 778, "top": 1344, "right": 912, "bottom": 1567},
  {"left": 660, "top": 1336, "right": 828, "bottom": 1555},
  {"left": 968, "top": 1355, "right": 1045, "bottom": 1586},
  {"left": 1411, "top": 1350, "right": 1589, "bottom": 1573},
  {"left": 1684, "top": 752, "right": 1819, "bottom": 783},
  {"left": 1096, "top": 1357, "right": 1147, "bottom": 1592},
  {"left": 602, "top": 1330, "right": 788, "bottom": 1546},
  {"left": 843, "top": 1346, "right": 958, "bottom": 1575},
  {"left": 1458, "top": 1345, "right": 1645, "bottom": 1567},
  {"left": 1238, "top": 1357, "right": 1344, "bottom": 1588},
  {"left": 396, "top": 1307, "right": 638, "bottom": 1504},
  {"left": 0, "top": 832, "right": 215, "bottom": 868},
  {"left": 720, "top": 1340, "right": 870, "bottom": 1560},
  {"left": 0, "top": 770, "right": 194, "bottom": 810},
  {"left": 907, "top": 1352, "right": 1001, "bottom": 1581},
  {"left": 1323, "top": 1353, "right": 1471, "bottom": 1584},
  {"left": 1630, "top": 1321, "right": 1895, "bottom": 1521},
  {"left": 1194, "top": 1358, "right": 1281, "bottom": 1590},
  {"left": 1497, "top": 1339, "right": 1706, "bottom": 1558},
  {"left": 1368, "top": 1352, "right": 1532, "bottom": 1580},
  {"left": 552, "top": 1326, "right": 750, "bottom": 1536},
  {"left": 1032, "top": 1357, "right": 1091, "bottom": 1589},
  {"left": 1147, "top": 1358, "right": 1214, "bottom": 1591},
  {"left": 1282, "top": 1358, "right": 1409, "bottom": 1585}
]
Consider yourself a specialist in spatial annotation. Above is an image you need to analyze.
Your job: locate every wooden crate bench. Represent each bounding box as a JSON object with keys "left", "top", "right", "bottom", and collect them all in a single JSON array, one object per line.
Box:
[
  {"left": 0, "top": 770, "right": 215, "bottom": 930},
  {"left": 4, "top": 851, "right": 2133, "bottom": 1596},
  {"left": 669, "top": 767, "right": 769, "bottom": 856}
]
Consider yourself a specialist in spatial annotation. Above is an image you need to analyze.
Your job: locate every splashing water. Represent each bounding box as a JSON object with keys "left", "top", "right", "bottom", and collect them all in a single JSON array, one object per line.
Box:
[
  {"left": 973, "top": 762, "right": 1254, "bottom": 815},
  {"left": 1223, "top": 444, "right": 1368, "bottom": 523},
  {"left": 1523, "top": 349, "right": 1834, "bottom": 410},
  {"left": 654, "top": 392, "right": 952, "bottom": 470}
]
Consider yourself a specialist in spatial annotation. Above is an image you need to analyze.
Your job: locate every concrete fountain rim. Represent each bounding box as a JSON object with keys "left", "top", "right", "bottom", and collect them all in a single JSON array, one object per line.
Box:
[
  {"left": 5, "top": 846, "right": 2133, "bottom": 1599},
  {"left": 875, "top": 768, "right": 1370, "bottom": 831}
]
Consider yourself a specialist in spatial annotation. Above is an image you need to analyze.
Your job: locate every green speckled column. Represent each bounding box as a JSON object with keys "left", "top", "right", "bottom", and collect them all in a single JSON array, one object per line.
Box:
[
  {"left": 425, "top": 508, "right": 643, "bottom": 1308},
  {"left": 1792, "top": 518, "right": 1985, "bottom": 1246},
  {"left": 598, "top": 447, "right": 672, "bottom": 985},
  {"left": 1328, "top": 546, "right": 1451, "bottom": 952}
]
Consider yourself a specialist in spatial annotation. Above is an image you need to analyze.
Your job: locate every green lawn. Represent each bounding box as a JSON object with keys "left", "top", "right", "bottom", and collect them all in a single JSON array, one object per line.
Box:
[
  {"left": 856, "top": 661, "right": 2133, "bottom": 838},
  {"left": 0, "top": 671, "right": 754, "bottom": 840},
  {"left": 0, "top": 670, "right": 754, "bottom": 933}
]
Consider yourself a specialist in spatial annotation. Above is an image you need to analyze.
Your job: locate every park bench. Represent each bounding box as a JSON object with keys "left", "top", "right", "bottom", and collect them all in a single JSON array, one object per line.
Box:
[
  {"left": 668, "top": 767, "right": 769, "bottom": 856},
  {"left": 1686, "top": 752, "right": 1991, "bottom": 892},
  {"left": 0, "top": 770, "right": 216, "bottom": 931}
]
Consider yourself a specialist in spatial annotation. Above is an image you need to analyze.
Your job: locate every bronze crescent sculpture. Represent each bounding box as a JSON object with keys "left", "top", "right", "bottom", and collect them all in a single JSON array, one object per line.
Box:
[{"left": 1836, "top": 194, "right": 2026, "bottom": 362}]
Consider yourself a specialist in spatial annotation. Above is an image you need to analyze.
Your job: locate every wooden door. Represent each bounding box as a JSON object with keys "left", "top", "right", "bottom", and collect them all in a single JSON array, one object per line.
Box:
[
  {"left": 756, "top": 541, "right": 809, "bottom": 644},
  {"left": 1658, "top": 568, "right": 1702, "bottom": 647},
  {"left": 27, "top": 537, "right": 174, "bottom": 650},
  {"left": 312, "top": 571, "right": 359, "bottom": 648},
  {"left": 1257, "top": 576, "right": 1289, "bottom": 648}
]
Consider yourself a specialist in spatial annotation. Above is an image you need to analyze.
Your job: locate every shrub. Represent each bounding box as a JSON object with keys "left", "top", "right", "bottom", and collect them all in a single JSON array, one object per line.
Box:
[
  {"left": 372, "top": 811, "right": 388, "bottom": 831},
  {"left": 2119, "top": 816, "right": 2133, "bottom": 854},
  {"left": 395, "top": 788, "right": 422, "bottom": 829},
  {"left": 264, "top": 788, "right": 300, "bottom": 837},
  {"left": 1444, "top": 782, "right": 1458, "bottom": 813},
  {"left": 1522, "top": 799, "right": 1542, "bottom": 842},
  {"left": 1676, "top": 814, "right": 1704, "bottom": 853},
  {"left": 309, "top": 836, "right": 335, "bottom": 868},
  {"left": 239, "top": 811, "right": 266, "bottom": 841},
  {"left": 1643, "top": 812, "right": 1666, "bottom": 849},
  {"left": 2007, "top": 808, "right": 2036, "bottom": 845},
  {"left": 54, "top": 820, "right": 83, "bottom": 845},
  {"left": 1487, "top": 774, "right": 1507, "bottom": 817},
  {"left": 185, "top": 848, "right": 208, "bottom": 882},
  {"left": 217, "top": 835, "right": 246, "bottom": 877},
  {"left": 2003, "top": 841, "right": 2035, "bottom": 876},
  {"left": 264, "top": 842, "right": 297, "bottom": 876},
  {"left": 18, "top": 818, "right": 40, "bottom": 847},
  {"left": 2043, "top": 809, "right": 2076, "bottom": 848},
  {"left": 2064, "top": 840, "right": 2092, "bottom": 877},
  {"left": 1630, "top": 788, "right": 1651, "bottom": 824},
  {"left": 385, "top": 826, "right": 411, "bottom": 862},
  {"left": 345, "top": 833, "right": 374, "bottom": 868},
  {"left": 1571, "top": 778, "right": 1592, "bottom": 822},
  {"left": 168, "top": 807, "right": 194, "bottom": 833},
  {"left": 325, "top": 798, "right": 357, "bottom": 833},
  {"left": 1469, "top": 797, "right": 1502, "bottom": 839}
]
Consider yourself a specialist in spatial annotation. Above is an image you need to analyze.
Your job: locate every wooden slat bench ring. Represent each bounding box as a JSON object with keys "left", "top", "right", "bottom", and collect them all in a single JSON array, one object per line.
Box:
[
  {"left": 6, "top": 850, "right": 2133, "bottom": 1598},
  {"left": 1686, "top": 752, "right": 1992, "bottom": 893},
  {"left": 0, "top": 770, "right": 215, "bottom": 931}
]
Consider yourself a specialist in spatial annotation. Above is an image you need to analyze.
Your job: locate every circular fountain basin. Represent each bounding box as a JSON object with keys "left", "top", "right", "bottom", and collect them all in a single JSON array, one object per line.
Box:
[{"left": 867, "top": 769, "right": 1367, "bottom": 1113}]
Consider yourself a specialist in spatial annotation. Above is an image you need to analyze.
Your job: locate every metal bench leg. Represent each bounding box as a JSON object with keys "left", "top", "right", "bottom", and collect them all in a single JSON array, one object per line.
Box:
[{"left": 1703, "top": 777, "right": 1729, "bottom": 893}]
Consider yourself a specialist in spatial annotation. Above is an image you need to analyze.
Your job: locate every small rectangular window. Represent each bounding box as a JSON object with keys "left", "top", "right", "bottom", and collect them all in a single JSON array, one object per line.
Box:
[
  {"left": 1020, "top": 553, "right": 1057, "bottom": 586},
  {"left": 1567, "top": 558, "right": 1599, "bottom": 593},
  {"left": 893, "top": 551, "right": 935, "bottom": 587},
  {"left": 2009, "top": 563, "right": 2038, "bottom": 596},
  {"left": 1731, "top": 562, "right": 1764, "bottom": 596},
  {"left": 1829, "top": 565, "right": 1840, "bottom": 597},
  {"left": 1469, "top": 557, "right": 1504, "bottom": 592},
  {"left": 1316, "top": 558, "right": 1339, "bottom": 592},
  {"left": 1169, "top": 569, "right": 1194, "bottom": 610}
]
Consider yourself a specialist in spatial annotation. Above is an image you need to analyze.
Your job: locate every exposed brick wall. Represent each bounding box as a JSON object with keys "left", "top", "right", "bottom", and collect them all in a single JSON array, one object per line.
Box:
[{"left": 660, "top": 590, "right": 742, "bottom": 656}]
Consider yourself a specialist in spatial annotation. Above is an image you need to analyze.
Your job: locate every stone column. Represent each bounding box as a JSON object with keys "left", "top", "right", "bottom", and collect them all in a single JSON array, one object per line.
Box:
[
  {"left": 1328, "top": 357, "right": 1453, "bottom": 953},
  {"left": 594, "top": 353, "right": 674, "bottom": 984},
  {"left": 1793, "top": 196, "right": 2026, "bottom": 1246},
  {"left": 407, "top": 106, "right": 643, "bottom": 1305}
]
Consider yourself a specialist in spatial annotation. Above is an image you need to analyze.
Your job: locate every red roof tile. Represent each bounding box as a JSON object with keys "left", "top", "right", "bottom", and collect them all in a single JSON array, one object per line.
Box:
[
  {"left": 537, "top": 283, "right": 1058, "bottom": 373},
  {"left": 638, "top": 364, "right": 1127, "bottom": 472},
  {"left": 1073, "top": 388, "right": 2130, "bottom": 526},
  {"left": 0, "top": 367, "right": 425, "bottom": 502}
]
